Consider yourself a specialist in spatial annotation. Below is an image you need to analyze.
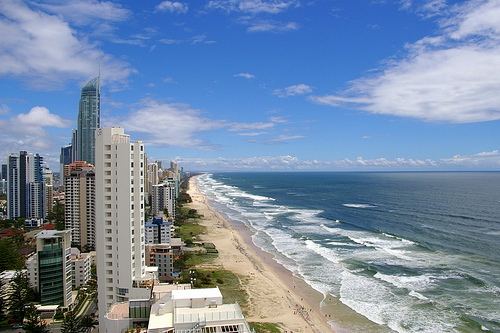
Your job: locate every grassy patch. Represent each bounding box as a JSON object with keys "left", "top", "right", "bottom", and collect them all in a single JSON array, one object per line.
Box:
[
  {"left": 248, "top": 322, "right": 282, "bottom": 333},
  {"left": 177, "top": 221, "right": 206, "bottom": 242}
]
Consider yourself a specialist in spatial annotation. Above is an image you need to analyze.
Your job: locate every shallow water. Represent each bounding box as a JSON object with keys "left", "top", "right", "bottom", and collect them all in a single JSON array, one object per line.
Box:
[{"left": 196, "top": 172, "right": 500, "bottom": 333}]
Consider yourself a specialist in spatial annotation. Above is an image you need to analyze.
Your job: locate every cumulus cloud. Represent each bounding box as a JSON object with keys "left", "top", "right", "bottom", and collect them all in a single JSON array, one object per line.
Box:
[
  {"left": 309, "top": 0, "right": 500, "bottom": 123},
  {"left": 234, "top": 72, "right": 256, "bottom": 79},
  {"left": 441, "top": 150, "right": 500, "bottom": 168},
  {"left": 274, "top": 84, "right": 313, "bottom": 97},
  {"left": 0, "top": 0, "right": 136, "bottom": 90},
  {"left": 167, "top": 150, "right": 500, "bottom": 172},
  {"left": 16, "top": 106, "right": 71, "bottom": 128},
  {"left": 105, "top": 99, "right": 226, "bottom": 150},
  {"left": 0, "top": 106, "right": 72, "bottom": 160},
  {"left": 156, "top": 1, "right": 189, "bottom": 14}
]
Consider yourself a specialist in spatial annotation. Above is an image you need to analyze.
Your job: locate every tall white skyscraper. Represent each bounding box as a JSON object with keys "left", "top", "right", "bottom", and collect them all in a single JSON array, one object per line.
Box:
[{"left": 95, "top": 127, "right": 150, "bottom": 332}]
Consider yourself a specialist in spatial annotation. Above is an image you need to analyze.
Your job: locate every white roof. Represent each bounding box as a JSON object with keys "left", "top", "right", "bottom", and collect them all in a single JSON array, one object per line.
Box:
[{"left": 171, "top": 287, "right": 221, "bottom": 300}]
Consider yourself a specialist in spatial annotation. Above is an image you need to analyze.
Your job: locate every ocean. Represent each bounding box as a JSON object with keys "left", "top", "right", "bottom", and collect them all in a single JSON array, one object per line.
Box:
[{"left": 195, "top": 172, "right": 500, "bottom": 333}]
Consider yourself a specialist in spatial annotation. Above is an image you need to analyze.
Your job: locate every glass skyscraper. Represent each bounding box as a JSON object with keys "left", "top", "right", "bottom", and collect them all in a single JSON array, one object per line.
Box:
[{"left": 77, "top": 77, "right": 100, "bottom": 166}]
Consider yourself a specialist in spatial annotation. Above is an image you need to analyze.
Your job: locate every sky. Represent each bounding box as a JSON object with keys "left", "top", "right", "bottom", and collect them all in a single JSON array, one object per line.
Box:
[{"left": 1, "top": 0, "right": 500, "bottom": 172}]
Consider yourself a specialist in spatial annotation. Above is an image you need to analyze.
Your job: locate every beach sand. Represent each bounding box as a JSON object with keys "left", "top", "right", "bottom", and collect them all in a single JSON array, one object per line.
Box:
[{"left": 186, "top": 176, "right": 335, "bottom": 333}]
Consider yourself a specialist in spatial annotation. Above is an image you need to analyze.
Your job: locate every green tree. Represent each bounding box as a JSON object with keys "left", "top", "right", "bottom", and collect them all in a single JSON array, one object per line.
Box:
[
  {"left": 7, "top": 272, "right": 39, "bottom": 321},
  {"left": 23, "top": 305, "right": 49, "bottom": 333},
  {"left": 47, "top": 201, "right": 65, "bottom": 230},
  {"left": 61, "top": 311, "right": 80, "bottom": 333},
  {"left": 79, "top": 315, "right": 98, "bottom": 333},
  {"left": 0, "top": 237, "right": 24, "bottom": 270},
  {"left": 0, "top": 279, "right": 6, "bottom": 321}
]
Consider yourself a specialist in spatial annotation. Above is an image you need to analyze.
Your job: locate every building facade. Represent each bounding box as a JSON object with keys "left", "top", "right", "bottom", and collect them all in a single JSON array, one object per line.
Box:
[
  {"left": 77, "top": 77, "right": 100, "bottom": 165},
  {"left": 65, "top": 161, "right": 95, "bottom": 250},
  {"left": 26, "top": 230, "right": 73, "bottom": 308},
  {"left": 59, "top": 144, "right": 73, "bottom": 186},
  {"left": 71, "top": 248, "right": 91, "bottom": 288},
  {"left": 95, "top": 127, "right": 150, "bottom": 332},
  {"left": 7, "top": 151, "right": 45, "bottom": 220},
  {"left": 151, "top": 182, "right": 176, "bottom": 218},
  {"left": 145, "top": 216, "right": 172, "bottom": 245}
]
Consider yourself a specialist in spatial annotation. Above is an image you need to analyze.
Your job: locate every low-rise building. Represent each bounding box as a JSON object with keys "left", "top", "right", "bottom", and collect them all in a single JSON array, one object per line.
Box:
[
  {"left": 146, "top": 244, "right": 173, "bottom": 282},
  {"left": 103, "top": 286, "right": 253, "bottom": 333},
  {"left": 148, "top": 287, "right": 253, "bottom": 333},
  {"left": 25, "top": 229, "right": 73, "bottom": 309},
  {"left": 71, "top": 248, "right": 91, "bottom": 288}
]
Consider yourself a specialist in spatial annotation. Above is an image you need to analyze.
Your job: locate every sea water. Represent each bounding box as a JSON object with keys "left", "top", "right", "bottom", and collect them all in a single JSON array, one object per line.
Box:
[{"left": 195, "top": 172, "right": 500, "bottom": 333}]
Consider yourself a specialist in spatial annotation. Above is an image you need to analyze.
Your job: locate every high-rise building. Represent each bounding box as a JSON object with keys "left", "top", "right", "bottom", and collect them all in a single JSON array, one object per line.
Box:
[
  {"left": 95, "top": 127, "right": 150, "bottom": 332},
  {"left": 77, "top": 77, "right": 100, "bottom": 165},
  {"left": 1, "top": 164, "right": 7, "bottom": 180},
  {"left": 7, "top": 151, "right": 45, "bottom": 220},
  {"left": 145, "top": 216, "right": 172, "bottom": 245},
  {"left": 65, "top": 161, "right": 95, "bottom": 250},
  {"left": 146, "top": 162, "right": 158, "bottom": 194},
  {"left": 151, "top": 182, "right": 176, "bottom": 218},
  {"left": 25, "top": 230, "right": 73, "bottom": 308},
  {"left": 60, "top": 144, "right": 73, "bottom": 186}
]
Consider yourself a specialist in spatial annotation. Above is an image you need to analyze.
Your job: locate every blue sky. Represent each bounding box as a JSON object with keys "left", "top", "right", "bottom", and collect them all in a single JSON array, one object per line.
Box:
[{"left": 1, "top": 0, "right": 499, "bottom": 172}]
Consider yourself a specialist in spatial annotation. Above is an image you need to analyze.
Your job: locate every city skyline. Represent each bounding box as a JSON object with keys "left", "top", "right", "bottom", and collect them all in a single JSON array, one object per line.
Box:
[{"left": 1, "top": 0, "right": 500, "bottom": 172}]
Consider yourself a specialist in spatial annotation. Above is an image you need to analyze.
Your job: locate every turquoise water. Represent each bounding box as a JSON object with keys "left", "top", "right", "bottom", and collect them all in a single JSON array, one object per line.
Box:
[{"left": 196, "top": 172, "right": 500, "bottom": 333}]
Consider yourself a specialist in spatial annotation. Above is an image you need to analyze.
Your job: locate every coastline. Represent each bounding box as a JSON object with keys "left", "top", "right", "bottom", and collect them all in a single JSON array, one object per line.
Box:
[{"left": 186, "top": 176, "right": 335, "bottom": 333}]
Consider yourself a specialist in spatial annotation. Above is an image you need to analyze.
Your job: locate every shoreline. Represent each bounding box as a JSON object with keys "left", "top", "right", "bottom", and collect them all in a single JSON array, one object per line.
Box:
[{"left": 186, "top": 176, "right": 335, "bottom": 333}]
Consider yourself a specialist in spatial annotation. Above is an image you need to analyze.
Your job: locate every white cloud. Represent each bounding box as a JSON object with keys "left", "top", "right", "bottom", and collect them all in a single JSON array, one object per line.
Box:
[
  {"left": 441, "top": 150, "right": 500, "bottom": 168},
  {"left": 310, "top": 0, "right": 500, "bottom": 123},
  {"left": 16, "top": 106, "right": 71, "bottom": 128},
  {"left": 247, "top": 20, "right": 299, "bottom": 33},
  {"left": 34, "top": 0, "right": 131, "bottom": 25},
  {"left": 0, "top": 0, "right": 136, "bottom": 90},
  {"left": 234, "top": 72, "right": 256, "bottom": 79},
  {"left": 105, "top": 98, "right": 226, "bottom": 150},
  {"left": 228, "top": 121, "right": 274, "bottom": 132},
  {"left": 207, "top": 0, "right": 299, "bottom": 14},
  {"left": 0, "top": 106, "right": 72, "bottom": 161},
  {"left": 168, "top": 149, "right": 500, "bottom": 172},
  {"left": 266, "top": 134, "right": 306, "bottom": 142},
  {"left": 156, "top": 1, "right": 189, "bottom": 14},
  {"left": 0, "top": 104, "right": 10, "bottom": 114},
  {"left": 274, "top": 84, "right": 312, "bottom": 97}
]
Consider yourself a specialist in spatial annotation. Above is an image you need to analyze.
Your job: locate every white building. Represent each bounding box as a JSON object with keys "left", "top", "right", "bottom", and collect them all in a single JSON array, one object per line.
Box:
[
  {"left": 95, "top": 127, "right": 151, "bottom": 333},
  {"left": 70, "top": 248, "right": 91, "bottom": 288},
  {"left": 148, "top": 287, "right": 253, "bottom": 333},
  {"left": 151, "top": 182, "right": 176, "bottom": 218},
  {"left": 145, "top": 216, "right": 172, "bottom": 245}
]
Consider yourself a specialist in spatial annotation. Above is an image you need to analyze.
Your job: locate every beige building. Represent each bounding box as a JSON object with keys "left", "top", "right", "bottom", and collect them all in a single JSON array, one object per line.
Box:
[
  {"left": 70, "top": 248, "right": 91, "bottom": 288},
  {"left": 95, "top": 127, "right": 151, "bottom": 332},
  {"left": 64, "top": 161, "right": 95, "bottom": 250}
]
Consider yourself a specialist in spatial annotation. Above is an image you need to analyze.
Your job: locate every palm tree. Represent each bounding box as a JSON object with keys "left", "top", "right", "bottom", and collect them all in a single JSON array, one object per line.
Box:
[
  {"left": 80, "top": 315, "right": 98, "bottom": 333},
  {"left": 61, "top": 311, "right": 80, "bottom": 333},
  {"left": 23, "top": 305, "right": 50, "bottom": 333}
]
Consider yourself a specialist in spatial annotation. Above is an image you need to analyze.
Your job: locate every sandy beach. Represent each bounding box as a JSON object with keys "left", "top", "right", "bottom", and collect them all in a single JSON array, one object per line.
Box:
[{"left": 187, "top": 176, "right": 335, "bottom": 333}]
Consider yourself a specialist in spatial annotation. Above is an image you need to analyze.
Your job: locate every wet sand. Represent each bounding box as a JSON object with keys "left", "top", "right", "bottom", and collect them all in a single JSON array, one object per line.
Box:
[{"left": 186, "top": 176, "right": 334, "bottom": 333}]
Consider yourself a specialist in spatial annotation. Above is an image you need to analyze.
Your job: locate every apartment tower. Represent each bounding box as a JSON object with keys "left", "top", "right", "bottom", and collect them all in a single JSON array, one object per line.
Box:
[
  {"left": 7, "top": 151, "right": 45, "bottom": 220},
  {"left": 95, "top": 127, "right": 150, "bottom": 332},
  {"left": 64, "top": 161, "right": 95, "bottom": 250}
]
